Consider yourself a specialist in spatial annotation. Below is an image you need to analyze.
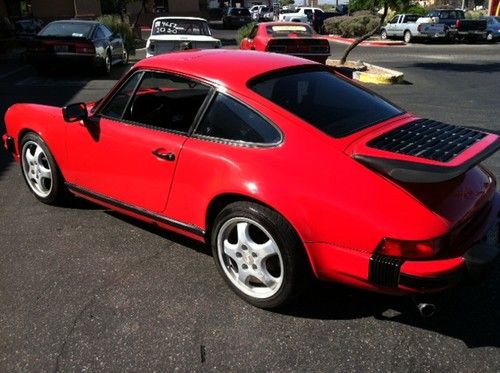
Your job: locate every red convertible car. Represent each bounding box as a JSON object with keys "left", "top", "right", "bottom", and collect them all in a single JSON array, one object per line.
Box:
[
  {"left": 240, "top": 22, "right": 330, "bottom": 64},
  {"left": 3, "top": 50, "right": 500, "bottom": 310}
]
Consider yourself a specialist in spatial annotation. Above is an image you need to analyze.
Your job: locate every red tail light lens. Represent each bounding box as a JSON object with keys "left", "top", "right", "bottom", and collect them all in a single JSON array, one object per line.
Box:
[
  {"left": 456, "top": 19, "right": 461, "bottom": 29},
  {"left": 377, "top": 237, "right": 443, "bottom": 259},
  {"left": 75, "top": 43, "right": 95, "bottom": 54}
]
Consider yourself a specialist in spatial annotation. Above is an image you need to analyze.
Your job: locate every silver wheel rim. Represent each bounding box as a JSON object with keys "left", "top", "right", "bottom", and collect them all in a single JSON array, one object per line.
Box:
[
  {"left": 106, "top": 54, "right": 111, "bottom": 73},
  {"left": 22, "top": 141, "right": 53, "bottom": 198},
  {"left": 381, "top": 30, "right": 387, "bottom": 39},
  {"left": 487, "top": 33, "right": 492, "bottom": 41},
  {"left": 404, "top": 32, "right": 410, "bottom": 43},
  {"left": 217, "top": 217, "right": 284, "bottom": 299},
  {"left": 123, "top": 49, "right": 128, "bottom": 63}
]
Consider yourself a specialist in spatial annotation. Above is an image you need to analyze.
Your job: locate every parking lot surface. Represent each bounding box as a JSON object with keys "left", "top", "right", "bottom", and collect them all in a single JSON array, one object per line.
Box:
[{"left": 1, "top": 42, "right": 500, "bottom": 372}]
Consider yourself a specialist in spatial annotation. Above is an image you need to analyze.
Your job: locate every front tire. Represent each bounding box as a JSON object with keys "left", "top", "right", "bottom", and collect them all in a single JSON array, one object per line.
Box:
[
  {"left": 381, "top": 29, "right": 388, "bottom": 40},
  {"left": 211, "top": 202, "right": 309, "bottom": 309},
  {"left": 486, "top": 32, "right": 494, "bottom": 42},
  {"left": 20, "top": 133, "right": 68, "bottom": 205}
]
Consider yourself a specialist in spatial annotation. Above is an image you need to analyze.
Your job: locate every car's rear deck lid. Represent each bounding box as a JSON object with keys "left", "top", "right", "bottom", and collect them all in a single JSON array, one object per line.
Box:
[{"left": 349, "top": 118, "right": 500, "bottom": 183}]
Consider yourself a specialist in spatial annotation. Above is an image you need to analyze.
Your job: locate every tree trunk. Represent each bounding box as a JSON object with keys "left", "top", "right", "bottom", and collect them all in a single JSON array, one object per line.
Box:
[
  {"left": 339, "top": 1, "right": 388, "bottom": 65},
  {"left": 133, "top": 0, "right": 147, "bottom": 29}
]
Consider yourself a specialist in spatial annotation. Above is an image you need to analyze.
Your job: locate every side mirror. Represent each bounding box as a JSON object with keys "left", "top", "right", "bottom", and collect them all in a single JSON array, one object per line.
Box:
[{"left": 62, "top": 102, "right": 88, "bottom": 123}]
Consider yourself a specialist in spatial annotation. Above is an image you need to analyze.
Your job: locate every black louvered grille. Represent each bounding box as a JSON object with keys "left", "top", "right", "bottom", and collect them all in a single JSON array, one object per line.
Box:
[
  {"left": 367, "top": 119, "right": 487, "bottom": 162},
  {"left": 368, "top": 255, "right": 403, "bottom": 288}
]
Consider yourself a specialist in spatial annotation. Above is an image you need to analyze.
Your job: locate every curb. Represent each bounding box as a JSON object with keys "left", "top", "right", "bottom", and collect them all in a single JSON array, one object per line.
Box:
[
  {"left": 353, "top": 63, "right": 405, "bottom": 84},
  {"left": 325, "top": 35, "right": 405, "bottom": 47},
  {"left": 326, "top": 59, "right": 404, "bottom": 85}
]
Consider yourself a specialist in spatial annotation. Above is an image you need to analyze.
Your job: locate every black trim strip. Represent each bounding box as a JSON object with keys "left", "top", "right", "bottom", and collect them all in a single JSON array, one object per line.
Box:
[
  {"left": 5, "top": 136, "right": 16, "bottom": 155},
  {"left": 369, "top": 254, "right": 403, "bottom": 288},
  {"left": 399, "top": 270, "right": 464, "bottom": 291},
  {"left": 66, "top": 183, "right": 205, "bottom": 238}
]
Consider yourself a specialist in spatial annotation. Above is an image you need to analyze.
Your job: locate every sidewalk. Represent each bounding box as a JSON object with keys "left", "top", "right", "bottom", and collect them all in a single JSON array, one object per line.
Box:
[{"left": 324, "top": 35, "right": 405, "bottom": 47}]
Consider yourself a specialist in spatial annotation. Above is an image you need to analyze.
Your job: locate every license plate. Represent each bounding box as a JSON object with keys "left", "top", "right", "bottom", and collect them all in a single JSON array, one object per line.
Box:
[
  {"left": 485, "top": 223, "right": 499, "bottom": 246},
  {"left": 54, "top": 45, "right": 68, "bottom": 53}
]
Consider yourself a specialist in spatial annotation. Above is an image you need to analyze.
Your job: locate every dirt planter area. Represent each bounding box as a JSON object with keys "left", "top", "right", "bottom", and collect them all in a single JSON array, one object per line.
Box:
[{"left": 327, "top": 58, "right": 405, "bottom": 85}]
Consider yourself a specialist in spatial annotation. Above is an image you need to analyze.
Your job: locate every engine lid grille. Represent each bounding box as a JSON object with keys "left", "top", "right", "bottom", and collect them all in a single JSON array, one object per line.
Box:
[{"left": 367, "top": 119, "right": 487, "bottom": 162}]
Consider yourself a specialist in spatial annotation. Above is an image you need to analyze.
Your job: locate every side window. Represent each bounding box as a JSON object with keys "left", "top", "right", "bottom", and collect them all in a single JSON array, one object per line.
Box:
[
  {"left": 123, "top": 71, "right": 210, "bottom": 133},
  {"left": 101, "top": 25, "right": 113, "bottom": 38},
  {"left": 195, "top": 93, "right": 281, "bottom": 144},
  {"left": 389, "top": 16, "right": 398, "bottom": 24},
  {"left": 94, "top": 27, "right": 105, "bottom": 40},
  {"left": 99, "top": 72, "right": 142, "bottom": 119},
  {"left": 248, "top": 25, "right": 258, "bottom": 39}
]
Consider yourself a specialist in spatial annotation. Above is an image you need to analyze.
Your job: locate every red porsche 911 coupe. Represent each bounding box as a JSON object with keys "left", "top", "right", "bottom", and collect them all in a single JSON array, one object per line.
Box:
[
  {"left": 3, "top": 50, "right": 500, "bottom": 309},
  {"left": 240, "top": 22, "right": 330, "bottom": 64}
]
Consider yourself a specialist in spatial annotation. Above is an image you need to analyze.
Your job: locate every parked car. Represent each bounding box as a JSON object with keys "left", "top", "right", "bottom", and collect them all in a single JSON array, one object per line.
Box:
[
  {"left": 381, "top": 14, "right": 448, "bottom": 43},
  {"left": 14, "top": 18, "right": 43, "bottom": 41},
  {"left": 222, "top": 7, "right": 253, "bottom": 29},
  {"left": 278, "top": 7, "right": 324, "bottom": 23},
  {"left": 311, "top": 10, "right": 339, "bottom": 33},
  {"left": 240, "top": 22, "right": 330, "bottom": 63},
  {"left": 146, "top": 17, "right": 221, "bottom": 58},
  {"left": 3, "top": 50, "right": 500, "bottom": 310},
  {"left": 26, "top": 20, "right": 127, "bottom": 74},
  {"left": 426, "top": 9, "right": 487, "bottom": 40},
  {"left": 483, "top": 16, "right": 500, "bottom": 41}
]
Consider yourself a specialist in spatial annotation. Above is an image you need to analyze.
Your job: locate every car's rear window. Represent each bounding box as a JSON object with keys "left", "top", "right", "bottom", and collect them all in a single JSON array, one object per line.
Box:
[
  {"left": 230, "top": 8, "right": 251, "bottom": 16},
  {"left": 249, "top": 69, "right": 403, "bottom": 138},
  {"left": 266, "top": 25, "right": 313, "bottom": 37},
  {"left": 152, "top": 19, "right": 211, "bottom": 36},
  {"left": 39, "top": 22, "right": 93, "bottom": 38}
]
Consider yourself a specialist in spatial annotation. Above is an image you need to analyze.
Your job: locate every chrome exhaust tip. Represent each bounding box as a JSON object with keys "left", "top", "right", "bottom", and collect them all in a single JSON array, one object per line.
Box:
[{"left": 417, "top": 302, "right": 436, "bottom": 318}]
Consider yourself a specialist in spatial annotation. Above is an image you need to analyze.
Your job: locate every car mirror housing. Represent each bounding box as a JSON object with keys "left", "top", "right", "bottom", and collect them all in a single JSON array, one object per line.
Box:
[{"left": 62, "top": 103, "right": 88, "bottom": 123}]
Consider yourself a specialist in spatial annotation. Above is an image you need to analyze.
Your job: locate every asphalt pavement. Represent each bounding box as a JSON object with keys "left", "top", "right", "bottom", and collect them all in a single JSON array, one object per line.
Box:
[{"left": 1, "top": 41, "right": 500, "bottom": 372}]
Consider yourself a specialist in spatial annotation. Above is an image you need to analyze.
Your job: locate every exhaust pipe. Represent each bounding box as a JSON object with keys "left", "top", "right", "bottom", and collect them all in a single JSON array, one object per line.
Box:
[{"left": 416, "top": 302, "right": 436, "bottom": 318}]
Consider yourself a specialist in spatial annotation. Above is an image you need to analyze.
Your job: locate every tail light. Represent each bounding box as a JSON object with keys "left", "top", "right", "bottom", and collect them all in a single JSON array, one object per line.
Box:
[
  {"left": 417, "top": 24, "right": 423, "bottom": 32},
  {"left": 75, "top": 42, "right": 95, "bottom": 54},
  {"left": 376, "top": 237, "right": 444, "bottom": 259},
  {"left": 456, "top": 19, "right": 462, "bottom": 29}
]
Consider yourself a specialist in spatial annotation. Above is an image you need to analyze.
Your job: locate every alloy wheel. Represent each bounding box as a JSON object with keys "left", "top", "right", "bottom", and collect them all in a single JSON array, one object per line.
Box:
[{"left": 22, "top": 140, "right": 53, "bottom": 198}]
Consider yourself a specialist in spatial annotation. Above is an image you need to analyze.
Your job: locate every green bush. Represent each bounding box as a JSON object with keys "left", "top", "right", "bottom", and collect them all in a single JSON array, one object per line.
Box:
[
  {"left": 323, "top": 12, "right": 380, "bottom": 37},
  {"left": 465, "top": 10, "right": 487, "bottom": 19},
  {"left": 403, "top": 5, "right": 428, "bottom": 16},
  {"left": 97, "top": 14, "right": 136, "bottom": 53},
  {"left": 235, "top": 22, "right": 257, "bottom": 45}
]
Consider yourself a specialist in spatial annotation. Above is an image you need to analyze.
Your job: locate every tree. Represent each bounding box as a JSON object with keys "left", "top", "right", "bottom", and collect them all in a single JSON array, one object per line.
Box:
[
  {"left": 339, "top": 0, "right": 409, "bottom": 65},
  {"left": 279, "top": 0, "right": 295, "bottom": 6}
]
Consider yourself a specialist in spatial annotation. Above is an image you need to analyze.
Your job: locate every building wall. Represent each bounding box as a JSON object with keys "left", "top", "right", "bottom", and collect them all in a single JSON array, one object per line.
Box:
[
  {"left": 169, "top": 0, "right": 199, "bottom": 14},
  {"left": 0, "top": 0, "right": 7, "bottom": 18},
  {"left": 31, "top": 0, "right": 101, "bottom": 21}
]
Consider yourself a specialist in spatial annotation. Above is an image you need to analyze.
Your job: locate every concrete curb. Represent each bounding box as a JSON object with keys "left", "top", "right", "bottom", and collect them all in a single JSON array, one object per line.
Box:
[
  {"left": 326, "top": 59, "right": 405, "bottom": 85},
  {"left": 325, "top": 35, "right": 405, "bottom": 47},
  {"left": 353, "top": 63, "right": 405, "bottom": 84}
]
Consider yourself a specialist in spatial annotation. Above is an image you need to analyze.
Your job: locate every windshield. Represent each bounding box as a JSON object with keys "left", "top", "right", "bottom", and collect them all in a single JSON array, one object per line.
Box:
[
  {"left": 266, "top": 24, "right": 313, "bottom": 37},
  {"left": 152, "top": 19, "right": 211, "bottom": 36},
  {"left": 39, "top": 22, "right": 93, "bottom": 38},
  {"left": 249, "top": 69, "right": 403, "bottom": 138}
]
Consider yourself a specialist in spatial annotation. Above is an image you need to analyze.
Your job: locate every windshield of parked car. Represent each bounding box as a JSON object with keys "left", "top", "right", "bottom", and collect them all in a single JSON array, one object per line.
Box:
[
  {"left": 266, "top": 24, "right": 313, "bottom": 37},
  {"left": 39, "top": 22, "right": 93, "bottom": 38},
  {"left": 152, "top": 19, "right": 211, "bottom": 36},
  {"left": 249, "top": 68, "right": 403, "bottom": 138}
]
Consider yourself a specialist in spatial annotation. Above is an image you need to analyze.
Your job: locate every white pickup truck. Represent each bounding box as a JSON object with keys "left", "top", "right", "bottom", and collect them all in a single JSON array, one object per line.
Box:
[
  {"left": 381, "top": 13, "right": 448, "bottom": 43},
  {"left": 278, "top": 7, "right": 324, "bottom": 23}
]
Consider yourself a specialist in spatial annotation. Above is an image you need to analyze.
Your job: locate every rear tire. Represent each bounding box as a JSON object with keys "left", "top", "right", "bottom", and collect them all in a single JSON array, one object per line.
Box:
[
  {"left": 211, "top": 202, "right": 309, "bottom": 309},
  {"left": 486, "top": 32, "right": 494, "bottom": 42},
  {"left": 404, "top": 30, "right": 412, "bottom": 43},
  {"left": 20, "top": 133, "right": 69, "bottom": 205}
]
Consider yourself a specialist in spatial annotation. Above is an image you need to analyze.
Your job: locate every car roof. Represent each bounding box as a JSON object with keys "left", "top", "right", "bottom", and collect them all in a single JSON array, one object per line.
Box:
[
  {"left": 49, "top": 19, "right": 99, "bottom": 25},
  {"left": 135, "top": 49, "right": 316, "bottom": 90},
  {"left": 152, "top": 16, "right": 209, "bottom": 23},
  {"left": 261, "top": 22, "right": 311, "bottom": 27}
]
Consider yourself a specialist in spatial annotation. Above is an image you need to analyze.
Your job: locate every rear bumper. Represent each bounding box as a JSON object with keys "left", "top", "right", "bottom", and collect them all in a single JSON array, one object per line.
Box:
[
  {"left": 26, "top": 52, "right": 101, "bottom": 67},
  {"left": 306, "top": 192, "right": 500, "bottom": 295}
]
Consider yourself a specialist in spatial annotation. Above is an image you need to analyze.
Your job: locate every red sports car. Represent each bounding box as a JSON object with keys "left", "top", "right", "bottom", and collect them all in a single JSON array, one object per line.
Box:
[
  {"left": 3, "top": 50, "right": 500, "bottom": 310},
  {"left": 240, "top": 22, "right": 330, "bottom": 64}
]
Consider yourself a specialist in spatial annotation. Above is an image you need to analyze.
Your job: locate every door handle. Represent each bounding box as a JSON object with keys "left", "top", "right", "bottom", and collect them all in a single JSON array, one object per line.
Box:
[{"left": 152, "top": 148, "right": 175, "bottom": 161}]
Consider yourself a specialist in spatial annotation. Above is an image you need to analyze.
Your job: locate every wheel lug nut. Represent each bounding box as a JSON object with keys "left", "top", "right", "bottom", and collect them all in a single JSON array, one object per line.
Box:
[
  {"left": 241, "top": 245, "right": 247, "bottom": 251},
  {"left": 251, "top": 252, "right": 257, "bottom": 257},
  {"left": 242, "top": 264, "right": 248, "bottom": 269},
  {"left": 252, "top": 264, "right": 257, "bottom": 270},
  {"left": 236, "top": 252, "right": 242, "bottom": 258}
]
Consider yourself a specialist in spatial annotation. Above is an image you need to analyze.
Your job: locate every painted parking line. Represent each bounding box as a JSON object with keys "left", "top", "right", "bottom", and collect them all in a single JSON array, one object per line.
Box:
[{"left": 0, "top": 66, "right": 29, "bottom": 80}]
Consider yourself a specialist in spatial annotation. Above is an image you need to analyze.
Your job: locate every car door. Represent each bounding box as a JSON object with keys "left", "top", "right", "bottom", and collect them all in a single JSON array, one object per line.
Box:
[
  {"left": 65, "top": 70, "right": 211, "bottom": 213},
  {"left": 386, "top": 16, "right": 399, "bottom": 36}
]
